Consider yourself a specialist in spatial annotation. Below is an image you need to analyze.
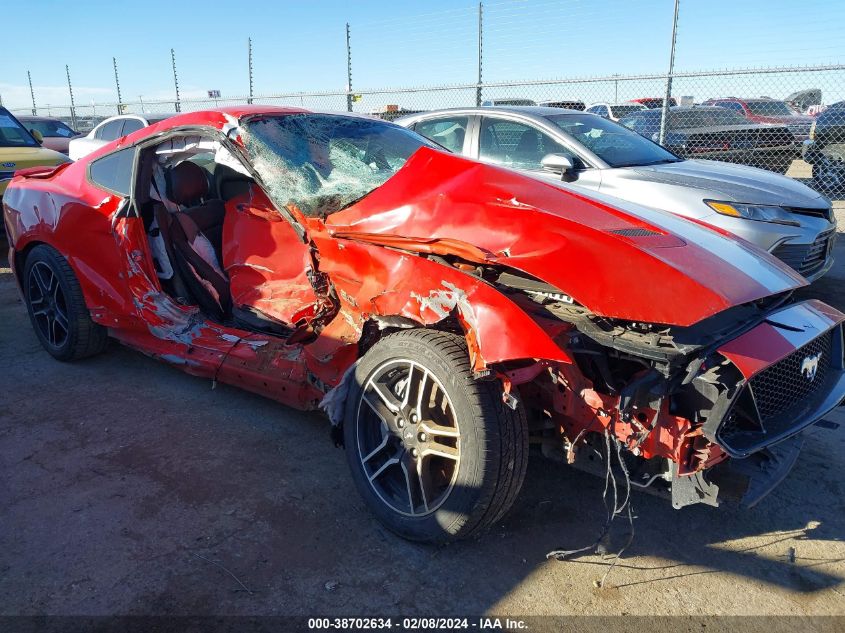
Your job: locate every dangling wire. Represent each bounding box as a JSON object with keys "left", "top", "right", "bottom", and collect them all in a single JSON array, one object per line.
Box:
[{"left": 546, "top": 427, "right": 637, "bottom": 588}]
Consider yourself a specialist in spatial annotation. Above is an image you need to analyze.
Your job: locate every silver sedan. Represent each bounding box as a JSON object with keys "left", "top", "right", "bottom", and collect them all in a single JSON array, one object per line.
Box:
[{"left": 397, "top": 106, "right": 836, "bottom": 281}]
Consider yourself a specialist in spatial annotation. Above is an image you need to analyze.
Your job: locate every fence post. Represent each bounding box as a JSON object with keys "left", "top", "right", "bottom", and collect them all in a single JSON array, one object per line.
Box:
[
  {"left": 248, "top": 38, "right": 254, "bottom": 105},
  {"left": 171, "top": 48, "right": 181, "bottom": 113},
  {"left": 659, "top": 0, "right": 680, "bottom": 145},
  {"left": 346, "top": 23, "right": 353, "bottom": 112},
  {"left": 28, "top": 71, "right": 37, "bottom": 115},
  {"left": 113, "top": 57, "right": 123, "bottom": 115},
  {"left": 476, "top": 2, "right": 483, "bottom": 106},
  {"left": 66, "top": 65, "right": 78, "bottom": 131}
]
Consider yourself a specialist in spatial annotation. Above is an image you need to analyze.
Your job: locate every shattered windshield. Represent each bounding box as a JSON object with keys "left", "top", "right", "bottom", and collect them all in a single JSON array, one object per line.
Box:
[{"left": 241, "top": 113, "right": 432, "bottom": 217}]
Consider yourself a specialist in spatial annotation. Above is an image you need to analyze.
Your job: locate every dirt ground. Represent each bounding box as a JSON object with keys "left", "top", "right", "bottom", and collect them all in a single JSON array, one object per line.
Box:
[{"left": 1, "top": 203, "right": 844, "bottom": 619}]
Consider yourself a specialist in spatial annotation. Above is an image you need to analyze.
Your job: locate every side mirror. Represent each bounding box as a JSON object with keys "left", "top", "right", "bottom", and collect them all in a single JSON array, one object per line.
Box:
[
  {"left": 540, "top": 153, "right": 577, "bottom": 182},
  {"left": 30, "top": 129, "right": 44, "bottom": 144}
]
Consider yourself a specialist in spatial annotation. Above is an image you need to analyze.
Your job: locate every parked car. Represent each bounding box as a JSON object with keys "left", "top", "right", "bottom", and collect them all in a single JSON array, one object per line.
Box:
[
  {"left": 0, "top": 107, "right": 69, "bottom": 205},
  {"left": 785, "top": 89, "right": 823, "bottom": 115},
  {"left": 802, "top": 101, "right": 845, "bottom": 195},
  {"left": 16, "top": 116, "right": 81, "bottom": 154},
  {"left": 481, "top": 98, "right": 536, "bottom": 106},
  {"left": 539, "top": 100, "right": 585, "bottom": 111},
  {"left": 703, "top": 97, "right": 814, "bottom": 142},
  {"left": 68, "top": 113, "right": 175, "bottom": 160},
  {"left": 629, "top": 97, "right": 677, "bottom": 109},
  {"left": 619, "top": 105, "right": 799, "bottom": 174},
  {"left": 5, "top": 106, "right": 845, "bottom": 542},
  {"left": 585, "top": 102, "right": 646, "bottom": 121},
  {"left": 398, "top": 106, "right": 835, "bottom": 281}
]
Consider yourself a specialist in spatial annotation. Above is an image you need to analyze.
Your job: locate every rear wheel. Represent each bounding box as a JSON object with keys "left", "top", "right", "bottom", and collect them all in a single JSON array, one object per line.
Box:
[
  {"left": 343, "top": 330, "right": 528, "bottom": 543},
  {"left": 23, "top": 245, "right": 108, "bottom": 361}
]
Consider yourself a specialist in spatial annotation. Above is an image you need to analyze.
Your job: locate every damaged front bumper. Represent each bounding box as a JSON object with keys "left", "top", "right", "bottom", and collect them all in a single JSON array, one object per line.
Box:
[
  {"left": 546, "top": 299, "right": 845, "bottom": 511},
  {"left": 674, "top": 302, "right": 844, "bottom": 508}
]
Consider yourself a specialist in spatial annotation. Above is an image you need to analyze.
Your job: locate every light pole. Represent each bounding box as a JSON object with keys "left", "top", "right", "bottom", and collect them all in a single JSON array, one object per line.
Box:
[{"left": 659, "top": 0, "right": 680, "bottom": 145}]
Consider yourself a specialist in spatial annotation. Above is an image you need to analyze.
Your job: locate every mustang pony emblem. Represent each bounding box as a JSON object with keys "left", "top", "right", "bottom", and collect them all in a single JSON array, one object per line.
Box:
[{"left": 801, "top": 352, "right": 822, "bottom": 382}]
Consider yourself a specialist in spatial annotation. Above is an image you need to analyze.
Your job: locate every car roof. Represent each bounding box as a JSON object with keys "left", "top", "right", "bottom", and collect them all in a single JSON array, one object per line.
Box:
[
  {"left": 80, "top": 106, "right": 411, "bottom": 162},
  {"left": 635, "top": 105, "right": 727, "bottom": 114},
  {"left": 16, "top": 115, "right": 62, "bottom": 122},
  {"left": 587, "top": 102, "right": 644, "bottom": 107},
  {"left": 398, "top": 106, "right": 587, "bottom": 122}
]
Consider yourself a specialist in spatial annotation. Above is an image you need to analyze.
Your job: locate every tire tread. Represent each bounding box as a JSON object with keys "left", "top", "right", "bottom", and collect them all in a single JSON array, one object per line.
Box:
[{"left": 25, "top": 245, "right": 108, "bottom": 361}]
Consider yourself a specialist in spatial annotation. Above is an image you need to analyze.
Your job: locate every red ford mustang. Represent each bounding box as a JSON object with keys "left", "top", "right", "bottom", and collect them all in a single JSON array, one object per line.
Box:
[{"left": 4, "top": 106, "right": 844, "bottom": 543}]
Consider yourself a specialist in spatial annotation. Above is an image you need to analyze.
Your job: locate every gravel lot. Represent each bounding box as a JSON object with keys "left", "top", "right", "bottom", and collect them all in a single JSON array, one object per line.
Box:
[{"left": 1, "top": 204, "right": 844, "bottom": 618}]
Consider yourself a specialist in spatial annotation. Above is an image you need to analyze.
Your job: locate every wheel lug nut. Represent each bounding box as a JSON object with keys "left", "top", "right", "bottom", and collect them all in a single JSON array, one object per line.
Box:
[
  {"left": 397, "top": 419, "right": 405, "bottom": 428},
  {"left": 411, "top": 448, "right": 419, "bottom": 458},
  {"left": 410, "top": 413, "right": 418, "bottom": 424},
  {"left": 418, "top": 432, "right": 427, "bottom": 442}
]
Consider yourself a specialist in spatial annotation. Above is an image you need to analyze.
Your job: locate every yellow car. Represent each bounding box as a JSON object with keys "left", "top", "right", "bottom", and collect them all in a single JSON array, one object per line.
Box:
[{"left": 1, "top": 107, "right": 69, "bottom": 201}]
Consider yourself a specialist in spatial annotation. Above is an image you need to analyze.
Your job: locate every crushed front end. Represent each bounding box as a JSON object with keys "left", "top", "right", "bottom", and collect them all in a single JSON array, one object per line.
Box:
[{"left": 499, "top": 279, "right": 845, "bottom": 509}]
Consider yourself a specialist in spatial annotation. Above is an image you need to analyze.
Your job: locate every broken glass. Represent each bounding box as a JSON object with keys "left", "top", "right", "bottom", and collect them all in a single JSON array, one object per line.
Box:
[{"left": 240, "top": 113, "right": 432, "bottom": 218}]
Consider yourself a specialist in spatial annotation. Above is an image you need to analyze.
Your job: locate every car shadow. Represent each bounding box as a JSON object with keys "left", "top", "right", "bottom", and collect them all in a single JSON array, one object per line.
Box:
[{"left": 497, "top": 442, "right": 845, "bottom": 594}]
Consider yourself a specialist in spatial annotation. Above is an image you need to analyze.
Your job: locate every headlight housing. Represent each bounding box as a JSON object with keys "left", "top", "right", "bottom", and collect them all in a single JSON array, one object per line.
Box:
[{"left": 705, "top": 201, "right": 800, "bottom": 226}]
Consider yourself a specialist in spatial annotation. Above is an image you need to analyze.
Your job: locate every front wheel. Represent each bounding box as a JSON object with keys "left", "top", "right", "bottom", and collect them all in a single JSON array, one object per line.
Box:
[{"left": 343, "top": 330, "right": 528, "bottom": 543}]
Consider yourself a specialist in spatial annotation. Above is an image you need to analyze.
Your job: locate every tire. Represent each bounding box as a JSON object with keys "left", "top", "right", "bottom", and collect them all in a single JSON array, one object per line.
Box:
[
  {"left": 812, "top": 154, "right": 845, "bottom": 197},
  {"left": 343, "top": 329, "right": 528, "bottom": 543},
  {"left": 23, "top": 245, "right": 108, "bottom": 362}
]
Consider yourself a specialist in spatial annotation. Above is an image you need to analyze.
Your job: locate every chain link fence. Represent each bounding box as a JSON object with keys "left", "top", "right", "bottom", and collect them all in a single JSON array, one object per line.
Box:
[
  {"left": 6, "top": 0, "right": 845, "bottom": 197},
  {"left": 13, "top": 64, "right": 842, "bottom": 194}
]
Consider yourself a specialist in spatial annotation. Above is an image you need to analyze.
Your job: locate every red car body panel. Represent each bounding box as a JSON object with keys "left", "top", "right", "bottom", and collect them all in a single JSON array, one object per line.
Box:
[
  {"left": 4, "top": 106, "right": 843, "bottom": 506},
  {"left": 718, "top": 299, "right": 843, "bottom": 379},
  {"left": 327, "top": 147, "right": 805, "bottom": 326}
]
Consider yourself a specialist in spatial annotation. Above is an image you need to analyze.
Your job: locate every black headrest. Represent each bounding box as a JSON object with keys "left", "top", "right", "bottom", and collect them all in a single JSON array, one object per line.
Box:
[{"left": 167, "top": 161, "right": 208, "bottom": 205}]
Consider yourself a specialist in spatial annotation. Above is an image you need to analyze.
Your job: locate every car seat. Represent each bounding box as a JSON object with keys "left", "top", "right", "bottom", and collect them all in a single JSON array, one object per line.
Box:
[{"left": 160, "top": 161, "right": 232, "bottom": 319}]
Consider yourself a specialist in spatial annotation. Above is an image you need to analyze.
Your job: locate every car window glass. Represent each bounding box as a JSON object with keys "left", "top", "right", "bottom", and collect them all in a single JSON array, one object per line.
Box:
[
  {"left": 0, "top": 112, "right": 39, "bottom": 148},
  {"left": 669, "top": 108, "right": 748, "bottom": 128},
  {"left": 24, "top": 120, "right": 77, "bottom": 138},
  {"left": 551, "top": 113, "right": 678, "bottom": 166},
  {"left": 121, "top": 119, "right": 144, "bottom": 135},
  {"left": 414, "top": 117, "right": 469, "bottom": 154},
  {"left": 609, "top": 105, "right": 644, "bottom": 119},
  {"left": 478, "top": 118, "right": 568, "bottom": 170},
  {"left": 96, "top": 120, "right": 125, "bottom": 141},
  {"left": 89, "top": 147, "right": 135, "bottom": 195},
  {"left": 242, "top": 113, "right": 432, "bottom": 218}
]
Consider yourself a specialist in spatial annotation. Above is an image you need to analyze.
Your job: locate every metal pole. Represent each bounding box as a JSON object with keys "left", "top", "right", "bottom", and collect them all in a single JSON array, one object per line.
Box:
[
  {"left": 346, "top": 23, "right": 353, "bottom": 112},
  {"left": 658, "top": 0, "right": 680, "bottom": 145},
  {"left": 66, "top": 65, "right": 78, "bottom": 130},
  {"left": 28, "top": 71, "right": 37, "bottom": 115},
  {"left": 476, "top": 2, "right": 483, "bottom": 107},
  {"left": 113, "top": 57, "right": 123, "bottom": 114},
  {"left": 171, "top": 48, "right": 181, "bottom": 113},
  {"left": 613, "top": 74, "right": 619, "bottom": 103},
  {"left": 248, "top": 38, "right": 254, "bottom": 105}
]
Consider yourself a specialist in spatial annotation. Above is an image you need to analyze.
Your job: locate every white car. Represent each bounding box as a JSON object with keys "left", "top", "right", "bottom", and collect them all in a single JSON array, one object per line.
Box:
[
  {"left": 585, "top": 102, "right": 647, "bottom": 121},
  {"left": 68, "top": 114, "right": 174, "bottom": 161}
]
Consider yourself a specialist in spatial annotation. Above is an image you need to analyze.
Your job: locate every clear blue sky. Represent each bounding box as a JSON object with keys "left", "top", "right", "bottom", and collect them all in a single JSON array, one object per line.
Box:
[{"left": 2, "top": 0, "right": 843, "bottom": 111}]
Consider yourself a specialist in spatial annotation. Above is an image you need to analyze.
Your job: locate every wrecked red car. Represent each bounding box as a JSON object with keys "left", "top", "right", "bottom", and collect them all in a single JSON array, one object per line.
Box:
[{"left": 4, "top": 106, "right": 844, "bottom": 543}]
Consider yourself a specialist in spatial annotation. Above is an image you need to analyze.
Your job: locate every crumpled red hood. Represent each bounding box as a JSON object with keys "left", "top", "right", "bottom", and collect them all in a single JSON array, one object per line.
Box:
[{"left": 326, "top": 148, "right": 806, "bottom": 326}]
